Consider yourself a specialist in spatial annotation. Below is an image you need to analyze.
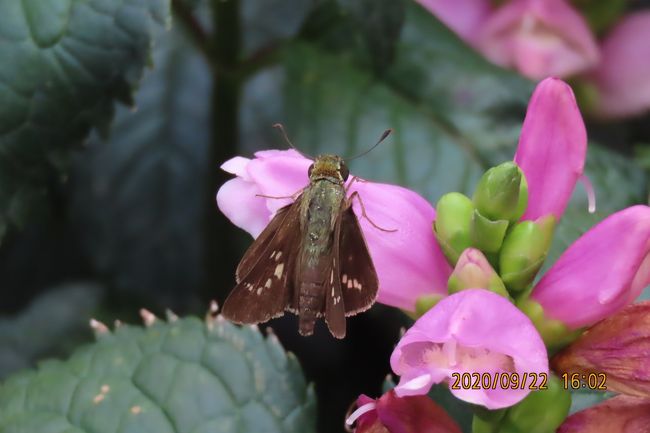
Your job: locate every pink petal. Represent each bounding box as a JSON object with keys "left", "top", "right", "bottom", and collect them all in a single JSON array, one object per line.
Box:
[
  {"left": 477, "top": 0, "right": 599, "bottom": 80},
  {"left": 531, "top": 205, "right": 650, "bottom": 329},
  {"left": 591, "top": 12, "right": 650, "bottom": 119},
  {"left": 349, "top": 179, "right": 452, "bottom": 311},
  {"left": 221, "top": 156, "right": 252, "bottom": 179},
  {"left": 514, "top": 77, "right": 587, "bottom": 221},
  {"left": 417, "top": 0, "right": 492, "bottom": 44},
  {"left": 391, "top": 289, "right": 548, "bottom": 409},
  {"left": 216, "top": 178, "right": 271, "bottom": 238},
  {"left": 351, "top": 391, "right": 462, "bottom": 433},
  {"left": 558, "top": 395, "right": 650, "bottom": 433},
  {"left": 247, "top": 151, "right": 312, "bottom": 214}
]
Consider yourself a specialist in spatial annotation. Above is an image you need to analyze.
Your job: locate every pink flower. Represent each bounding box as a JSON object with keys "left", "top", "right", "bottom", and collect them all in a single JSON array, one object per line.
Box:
[
  {"left": 476, "top": 0, "right": 599, "bottom": 80},
  {"left": 416, "top": 0, "right": 491, "bottom": 44},
  {"left": 531, "top": 205, "right": 650, "bottom": 329},
  {"left": 514, "top": 77, "right": 588, "bottom": 222},
  {"left": 347, "top": 390, "right": 462, "bottom": 433},
  {"left": 558, "top": 395, "right": 650, "bottom": 433},
  {"left": 591, "top": 12, "right": 650, "bottom": 119},
  {"left": 390, "top": 289, "right": 548, "bottom": 409},
  {"left": 216, "top": 150, "right": 452, "bottom": 311}
]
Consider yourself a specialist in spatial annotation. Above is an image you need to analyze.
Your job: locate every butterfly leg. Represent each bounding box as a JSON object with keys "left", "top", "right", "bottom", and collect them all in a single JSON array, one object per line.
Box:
[
  {"left": 348, "top": 191, "right": 397, "bottom": 233},
  {"left": 255, "top": 187, "right": 304, "bottom": 201},
  {"left": 344, "top": 176, "right": 368, "bottom": 193}
]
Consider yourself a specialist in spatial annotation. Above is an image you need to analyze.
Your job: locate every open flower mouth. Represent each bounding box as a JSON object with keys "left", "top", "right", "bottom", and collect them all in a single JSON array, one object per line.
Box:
[{"left": 397, "top": 340, "right": 516, "bottom": 385}]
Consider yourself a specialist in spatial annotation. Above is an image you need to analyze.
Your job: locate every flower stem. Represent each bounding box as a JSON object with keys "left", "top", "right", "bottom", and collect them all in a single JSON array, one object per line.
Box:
[{"left": 202, "top": 0, "right": 242, "bottom": 300}]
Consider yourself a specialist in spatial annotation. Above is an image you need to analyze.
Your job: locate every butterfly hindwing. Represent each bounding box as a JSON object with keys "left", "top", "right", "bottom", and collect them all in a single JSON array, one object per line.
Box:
[
  {"left": 324, "top": 206, "right": 347, "bottom": 339},
  {"left": 338, "top": 205, "right": 379, "bottom": 316},
  {"left": 222, "top": 200, "right": 302, "bottom": 324}
]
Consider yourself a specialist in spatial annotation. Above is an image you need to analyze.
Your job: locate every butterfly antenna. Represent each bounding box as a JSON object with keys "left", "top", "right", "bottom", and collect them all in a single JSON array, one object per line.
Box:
[
  {"left": 346, "top": 129, "right": 393, "bottom": 161},
  {"left": 272, "top": 123, "right": 313, "bottom": 159}
]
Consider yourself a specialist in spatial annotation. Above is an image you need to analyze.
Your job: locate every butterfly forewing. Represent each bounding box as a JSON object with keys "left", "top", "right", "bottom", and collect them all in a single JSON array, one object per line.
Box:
[
  {"left": 338, "top": 206, "right": 379, "bottom": 315},
  {"left": 223, "top": 201, "right": 302, "bottom": 324}
]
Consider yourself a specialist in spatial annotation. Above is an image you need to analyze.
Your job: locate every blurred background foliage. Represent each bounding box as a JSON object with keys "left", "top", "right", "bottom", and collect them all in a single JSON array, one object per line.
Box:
[{"left": 0, "top": 0, "right": 648, "bottom": 432}]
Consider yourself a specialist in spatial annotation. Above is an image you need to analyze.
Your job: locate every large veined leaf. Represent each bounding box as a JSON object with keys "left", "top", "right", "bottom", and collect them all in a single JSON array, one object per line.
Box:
[
  {"left": 70, "top": 23, "right": 211, "bottom": 306},
  {"left": 0, "top": 313, "right": 316, "bottom": 433},
  {"left": 0, "top": 0, "right": 170, "bottom": 244},
  {"left": 242, "top": 2, "right": 532, "bottom": 202},
  {"left": 242, "top": 1, "right": 646, "bottom": 250}
]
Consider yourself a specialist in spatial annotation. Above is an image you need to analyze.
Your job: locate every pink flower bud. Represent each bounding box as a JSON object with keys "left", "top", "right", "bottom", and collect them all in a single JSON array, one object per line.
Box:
[
  {"left": 514, "top": 78, "right": 587, "bottom": 222},
  {"left": 447, "top": 248, "right": 508, "bottom": 297}
]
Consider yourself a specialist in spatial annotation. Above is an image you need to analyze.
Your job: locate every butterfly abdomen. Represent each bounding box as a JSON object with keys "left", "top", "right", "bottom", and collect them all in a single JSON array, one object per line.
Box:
[{"left": 295, "top": 180, "right": 345, "bottom": 335}]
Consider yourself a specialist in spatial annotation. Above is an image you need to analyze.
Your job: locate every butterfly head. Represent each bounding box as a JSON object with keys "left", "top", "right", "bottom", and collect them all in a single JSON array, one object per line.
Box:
[{"left": 308, "top": 155, "right": 349, "bottom": 184}]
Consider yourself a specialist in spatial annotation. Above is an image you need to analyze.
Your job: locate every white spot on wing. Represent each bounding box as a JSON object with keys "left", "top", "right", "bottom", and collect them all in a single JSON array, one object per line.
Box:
[
  {"left": 342, "top": 274, "right": 348, "bottom": 284},
  {"left": 275, "top": 251, "right": 282, "bottom": 261},
  {"left": 265, "top": 278, "right": 272, "bottom": 288},
  {"left": 257, "top": 287, "right": 263, "bottom": 295},
  {"left": 274, "top": 263, "right": 284, "bottom": 278}
]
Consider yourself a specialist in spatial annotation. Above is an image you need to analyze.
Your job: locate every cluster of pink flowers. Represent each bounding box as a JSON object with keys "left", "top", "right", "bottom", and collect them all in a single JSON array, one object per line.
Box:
[
  {"left": 420, "top": 0, "right": 650, "bottom": 119},
  {"left": 217, "top": 77, "right": 650, "bottom": 431}
]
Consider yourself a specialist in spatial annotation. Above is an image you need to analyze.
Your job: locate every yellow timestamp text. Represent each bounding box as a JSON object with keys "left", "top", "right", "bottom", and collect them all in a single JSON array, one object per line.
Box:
[
  {"left": 450, "top": 372, "right": 548, "bottom": 390},
  {"left": 560, "top": 373, "right": 607, "bottom": 390}
]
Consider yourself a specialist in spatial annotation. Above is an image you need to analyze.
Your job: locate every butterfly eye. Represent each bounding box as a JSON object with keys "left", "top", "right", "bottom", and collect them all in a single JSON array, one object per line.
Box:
[
  {"left": 339, "top": 162, "right": 349, "bottom": 181},
  {"left": 308, "top": 163, "right": 314, "bottom": 177}
]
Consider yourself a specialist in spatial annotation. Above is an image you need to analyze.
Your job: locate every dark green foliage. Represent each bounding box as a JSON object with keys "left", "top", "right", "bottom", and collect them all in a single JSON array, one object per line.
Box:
[{"left": 0, "top": 0, "right": 170, "bottom": 244}]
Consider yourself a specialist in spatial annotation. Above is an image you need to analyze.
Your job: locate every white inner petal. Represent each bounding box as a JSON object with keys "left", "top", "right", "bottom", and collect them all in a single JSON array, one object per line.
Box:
[
  {"left": 345, "top": 402, "right": 377, "bottom": 426},
  {"left": 421, "top": 341, "right": 515, "bottom": 374}
]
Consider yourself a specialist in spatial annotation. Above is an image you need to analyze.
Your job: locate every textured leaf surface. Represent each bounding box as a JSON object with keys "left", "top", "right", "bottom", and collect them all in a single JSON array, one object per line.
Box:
[
  {"left": 70, "top": 24, "right": 210, "bottom": 306},
  {"left": 0, "top": 316, "right": 316, "bottom": 433},
  {"left": 0, "top": 0, "right": 170, "bottom": 243}
]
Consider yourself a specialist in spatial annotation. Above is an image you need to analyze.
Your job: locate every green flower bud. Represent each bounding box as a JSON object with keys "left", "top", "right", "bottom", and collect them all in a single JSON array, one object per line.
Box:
[
  {"left": 499, "top": 216, "right": 556, "bottom": 293},
  {"left": 472, "top": 408, "right": 506, "bottom": 433},
  {"left": 448, "top": 248, "right": 510, "bottom": 299},
  {"left": 500, "top": 375, "right": 571, "bottom": 433},
  {"left": 518, "top": 298, "right": 584, "bottom": 351},
  {"left": 414, "top": 294, "right": 445, "bottom": 318},
  {"left": 473, "top": 162, "right": 526, "bottom": 222},
  {"left": 471, "top": 209, "right": 509, "bottom": 253},
  {"left": 434, "top": 192, "right": 474, "bottom": 265}
]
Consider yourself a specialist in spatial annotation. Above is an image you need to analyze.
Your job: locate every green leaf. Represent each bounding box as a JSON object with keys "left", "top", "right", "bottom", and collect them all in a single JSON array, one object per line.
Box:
[
  {"left": 0, "top": 315, "right": 316, "bottom": 433},
  {"left": 0, "top": 284, "right": 102, "bottom": 379},
  {"left": 243, "top": 2, "right": 531, "bottom": 203},
  {"left": 337, "top": 0, "right": 406, "bottom": 73},
  {"left": 428, "top": 384, "right": 474, "bottom": 433},
  {"left": 0, "top": 0, "right": 171, "bottom": 244},
  {"left": 568, "top": 389, "right": 614, "bottom": 415},
  {"left": 70, "top": 24, "right": 210, "bottom": 306}
]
